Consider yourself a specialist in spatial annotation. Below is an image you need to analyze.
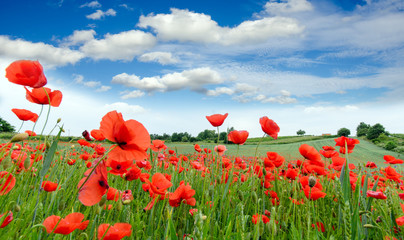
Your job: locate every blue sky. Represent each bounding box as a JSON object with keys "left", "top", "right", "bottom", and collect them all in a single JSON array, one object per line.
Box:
[{"left": 0, "top": 0, "right": 403, "bottom": 137}]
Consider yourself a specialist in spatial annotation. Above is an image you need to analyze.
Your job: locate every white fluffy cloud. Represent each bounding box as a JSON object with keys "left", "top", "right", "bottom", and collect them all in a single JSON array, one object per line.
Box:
[
  {"left": 79, "top": 30, "right": 157, "bottom": 61},
  {"left": 0, "top": 36, "right": 84, "bottom": 67},
  {"left": 73, "top": 74, "right": 111, "bottom": 92},
  {"left": 138, "top": 8, "right": 304, "bottom": 45},
  {"left": 206, "top": 87, "right": 235, "bottom": 96},
  {"left": 138, "top": 52, "right": 179, "bottom": 65},
  {"left": 61, "top": 30, "right": 96, "bottom": 47},
  {"left": 264, "top": 0, "right": 313, "bottom": 15},
  {"left": 112, "top": 67, "right": 223, "bottom": 93},
  {"left": 257, "top": 90, "right": 297, "bottom": 104},
  {"left": 86, "top": 9, "right": 117, "bottom": 20},
  {"left": 120, "top": 90, "right": 145, "bottom": 99},
  {"left": 80, "top": 1, "right": 101, "bottom": 8}
]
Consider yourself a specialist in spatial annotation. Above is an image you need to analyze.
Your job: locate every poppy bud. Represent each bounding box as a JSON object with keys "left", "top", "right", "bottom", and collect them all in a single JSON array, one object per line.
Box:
[
  {"left": 2, "top": 158, "right": 12, "bottom": 169},
  {"left": 308, "top": 176, "right": 316, "bottom": 188},
  {"left": 14, "top": 204, "right": 21, "bottom": 212},
  {"left": 10, "top": 133, "right": 29, "bottom": 143},
  {"left": 363, "top": 224, "right": 376, "bottom": 228},
  {"left": 237, "top": 190, "right": 244, "bottom": 201},
  {"left": 58, "top": 200, "right": 65, "bottom": 211},
  {"left": 117, "top": 199, "right": 123, "bottom": 211},
  {"left": 57, "top": 118, "right": 61, "bottom": 123},
  {"left": 262, "top": 167, "right": 267, "bottom": 176},
  {"left": 46, "top": 141, "right": 51, "bottom": 149},
  {"left": 252, "top": 191, "right": 258, "bottom": 202},
  {"left": 99, "top": 194, "right": 107, "bottom": 207},
  {"left": 24, "top": 157, "right": 31, "bottom": 169}
]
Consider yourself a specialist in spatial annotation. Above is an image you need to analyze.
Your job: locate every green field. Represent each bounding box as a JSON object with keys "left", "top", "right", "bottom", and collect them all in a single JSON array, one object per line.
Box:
[{"left": 166, "top": 137, "right": 403, "bottom": 166}]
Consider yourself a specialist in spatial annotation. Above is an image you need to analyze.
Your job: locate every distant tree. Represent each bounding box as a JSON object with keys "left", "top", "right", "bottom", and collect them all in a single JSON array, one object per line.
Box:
[
  {"left": 337, "top": 128, "right": 351, "bottom": 137},
  {"left": 0, "top": 117, "right": 15, "bottom": 133},
  {"left": 356, "top": 122, "right": 370, "bottom": 137},
  {"left": 385, "top": 141, "right": 397, "bottom": 151},
  {"left": 197, "top": 129, "right": 216, "bottom": 141},
  {"left": 296, "top": 129, "right": 306, "bottom": 136},
  {"left": 367, "top": 123, "right": 385, "bottom": 140}
]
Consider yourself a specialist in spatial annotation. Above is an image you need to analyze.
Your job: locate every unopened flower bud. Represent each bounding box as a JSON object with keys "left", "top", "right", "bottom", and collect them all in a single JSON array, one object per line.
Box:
[
  {"left": 99, "top": 194, "right": 107, "bottom": 207},
  {"left": 10, "top": 133, "right": 29, "bottom": 143},
  {"left": 57, "top": 118, "right": 61, "bottom": 123},
  {"left": 14, "top": 204, "right": 21, "bottom": 212},
  {"left": 24, "top": 157, "right": 31, "bottom": 169},
  {"left": 58, "top": 200, "right": 65, "bottom": 211},
  {"left": 308, "top": 176, "right": 316, "bottom": 188}
]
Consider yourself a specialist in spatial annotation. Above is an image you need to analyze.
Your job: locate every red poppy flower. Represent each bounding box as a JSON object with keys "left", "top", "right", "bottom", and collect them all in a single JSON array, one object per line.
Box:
[
  {"left": 285, "top": 168, "right": 298, "bottom": 180},
  {"left": 77, "top": 139, "right": 91, "bottom": 147},
  {"left": 214, "top": 145, "right": 227, "bottom": 156},
  {"left": 365, "top": 161, "right": 377, "bottom": 169},
  {"left": 194, "top": 144, "right": 202, "bottom": 152},
  {"left": 78, "top": 160, "right": 109, "bottom": 206},
  {"left": 99, "top": 111, "right": 150, "bottom": 162},
  {"left": 329, "top": 157, "right": 346, "bottom": 171},
  {"left": 397, "top": 216, "right": 404, "bottom": 226},
  {"left": 319, "top": 149, "right": 339, "bottom": 158},
  {"left": 25, "top": 130, "right": 37, "bottom": 136},
  {"left": 303, "top": 186, "right": 326, "bottom": 200},
  {"left": 383, "top": 166, "right": 403, "bottom": 182},
  {"left": 5, "top": 60, "right": 47, "bottom": 88},
  {"left": 228, "top": 130, "right": 249, "bottom": 145},
  {"left": 334, "top": 136, "right": 360, "bottom": 154},
  {"left": 384, "top": 155, "right": 404, "bottom": 164},
  {"left": 43, "top": 212, "right": 88, "bottom": 235},
  {"left": 91, "top": 129, "right": 106, "bottom": 141},
  {"left": 98, "top": 223, "right": 132, "bottom": 240},
  {"left": 252, "top": 214, "right": 270, "bottom": 224},
  {"left": 106, "top": 187, "right": 121, "bottom": 201},
  {"left": 42, "top": 181, "right": 59, "bottom": 192},
  {"left": 0, "top": 171, "right": 16, "bottom": 195},
  {"left": 169, "top": 183, "right": 196, "bottom": 207},
  {"left": 259, "top": 116, "right": 280, "bottom": 139},
  {"left": 312, "top": 222, "right": 325, "bottom": 232},
  {"left": 206, "top": 113, "right": 228, "bottom": 127},
  {"left": 11, "top": 108, "right": 38, "bottom": 122},
  {"left": 367, "top": 190, "right": 387, "bottom": 200},
  {"left": 151, "top": 140, "right": 167, "bottom": 152},
  {"left": 106, "top": 157, "right": 132, "bottom": 176},
  {"left": 124, "top": 164, "right": 142, "bottom": 181},
  {"left": 266, "top": 152, "right": 285, "bottom": 168},
  {"left": 25, "top": 87, "right": 62, "bottom": 107},
  {"left": 0, "top": 211, "right": 13, "bottom": 228}
]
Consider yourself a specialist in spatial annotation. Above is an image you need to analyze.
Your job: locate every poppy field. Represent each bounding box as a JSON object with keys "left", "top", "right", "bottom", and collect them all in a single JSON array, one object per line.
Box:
[{"left": 1, "top": 60, "right": 404, "bottom": 240}]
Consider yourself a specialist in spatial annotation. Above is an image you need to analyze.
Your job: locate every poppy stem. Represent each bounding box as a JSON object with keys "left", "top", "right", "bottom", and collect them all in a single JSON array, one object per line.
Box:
[
  {"left": 16, "top": 121, "right": 24, "bottom": 133},
  {"left": 39, "top": 87, "right": 52, "bottom": 136},
  {"left": 253, "top": 133, "right": 266, "bottom": 163}
]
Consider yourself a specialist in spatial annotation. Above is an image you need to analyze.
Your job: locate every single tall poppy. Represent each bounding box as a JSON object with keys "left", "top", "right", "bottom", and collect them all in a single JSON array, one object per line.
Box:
[
  {"left": 5, "top": 60, "right": 47, "bottom": 88},
  {"left": 228, "top": 130, "right": 249, "bottom": 145},
  {"left": 259, "top": 116, "right": 280, "bottom": 139},
  {"left": 99, "top": 111, "right": 150, "bottom": 162},
  {"left": 206, "top": 113, "right": 228, "bottom": 127},
  {"left": 25, "top": 87, "right": 63, "bottom": 107},
  {"left": 11, "top": 108, "right": 38, "bottom": 122}
]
